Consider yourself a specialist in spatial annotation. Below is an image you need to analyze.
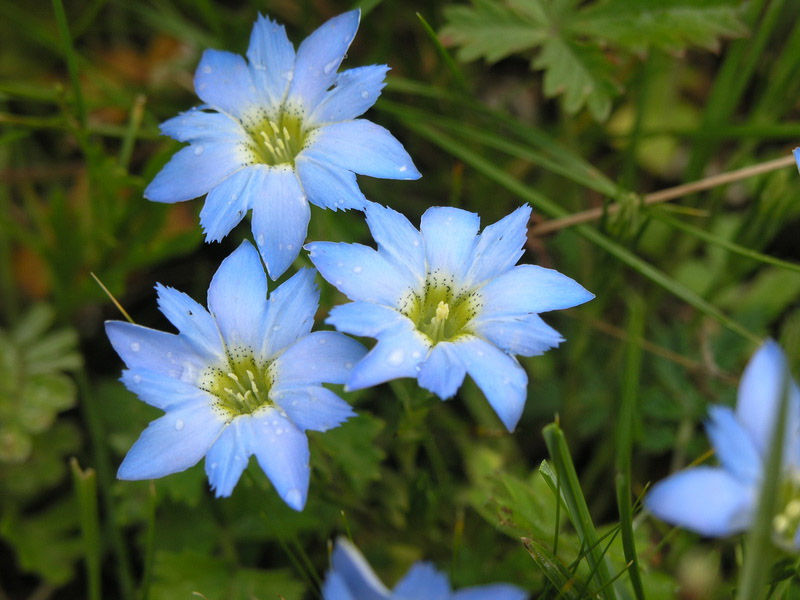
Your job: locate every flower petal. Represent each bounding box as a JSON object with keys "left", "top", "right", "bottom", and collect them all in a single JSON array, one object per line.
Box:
[
  {"left": 205, "top": 417, "right": 252, "bottom": 497},
  {"left": 309, "top": 65, "right": 389, "bottom": 125},
  {"left": 330, "top": 538, "right": 391, "bottom": 600},
  {"left": 480, "top": 265, "right": 594, "bottom": 317},
  {"left": 417, "top": 343, "right": 466, "bottom": 400},
  {"left": 306, "top": 241, "right": 414, "bottom": 305},
  {"left": 287, "top": 10, "right": 361, "bottom": 112},
  {"left": 274, "top": 331, "right": 366, "bottom": 387},
  {"left": 737, "top": 340, "right": 800, "bottom": 460},
  {"left": 421, "top": 207, "right": 479, "bottom": 281},
  {"left": 465, "top": 204, "right": 531, "bottom": 287},
  {"left": 160, "top": 109, "right": 245, "bottom": 143},
  {"left": 450, "top": 336, "right": 528, "bottom": 432},
  {"left": 472, "top": 313, "right": 563, "bottom": 357},
  {"left": 199, "top": 167, "right": 256, "bottom": 242},
  {"left": 207, "top": 241, "right": 267, "bottom": 350},
  {"left": 322, "top": 572, "right": 357, "bottom": 600},
  {"left": 644, "top": 467, "right": 754, "bottom": 537},
  {"left": 258, "top": 268, "right": 318, "bottom": 360},
  {"left": 250, "top": 166, "right": 310, "bottom": 279},
  {"left": 144, "top": 143, "right": 247, "bottom": 204},
  {"left": 392, "top": 563, "right": 451, "bottom": 600},
  {"left": 120, "top": 369, "right": 213, "bottom": 411},
  {"left": 274, "top": 386, "right": 355, "bottom": 432},
  {"left": 365, "top": 203, "right": 425, "bottom": 284},
  {"left": 249, "top": 408, "right": 310, "bottom": 511},
  {"left": 295, "top": 156, "right": 367, "bottom": 211},
  {"left": 346, "top": 328, "right": 431, "bottom": 391},
  {"left": 194, "top": 49, "right": 259, "bottom": 118},
  {"left": 105, "top": 321, "right": 205, "bottom": 383},
  {"left": 155, "top": 283, "right": 224, "bottom": 361},
  {"left": 452, "top": 585, "right": 528, "bottom": 600},
  {"left": 304, "top": 120, "right": 420, "bottom": 180},
  {"left": 118, "top": 403, "right": 225, "bottom": 480},
  {"left": 246, "top": 14, "right": 296, "bottom": 106},
  {"left": 326, "top": 302, "right": 407, "bottom": 337},
  {"left": 705, "top": 405, "right": 762, "bottom": 484}
]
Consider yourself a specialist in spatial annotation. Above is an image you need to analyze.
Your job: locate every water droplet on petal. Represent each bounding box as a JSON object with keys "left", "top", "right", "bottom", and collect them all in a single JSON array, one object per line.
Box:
[
  {"left": 398, "top": 165, "right": 407, "bottom": 172},
  {"left": 344, "top": 362, "right": 353, "bottom": 369},
  {"left": 257, "top": 235, "right": 265, "bottom": 246},
  {"left": 360, "top": 90, "right": 369, "bottom": 99},
  {"left": 132, "top": 374, "right": 142, "bottom": 384},
  {"left": 411, "top": 351, "right": 422, "bottom": 359},
  {"left": 275, "top": 428, "right": 283, "bottom": 435},
  {"left": 130, "top": 342, "right": 140, "bottom": 352},
  {"left": 175, "top": 419, "right": 185, "bottom": 431},
  {"left": 202, "top": 65, "right": 212, "bottom": 74},
  {"left": 353, "top": 265, "right": 363, "bottom": 274},
  {"left": 210, "top": 462, "right": 217, "bottom": 469},
  {"left": 387, "top": 349, "right": 404, "bottom": 366},
  {"left": 194, "top": 145, "right": 204, "bottom": 155},
  {"left": 318, "top": 337, "right": 327, "bottom": 345}
]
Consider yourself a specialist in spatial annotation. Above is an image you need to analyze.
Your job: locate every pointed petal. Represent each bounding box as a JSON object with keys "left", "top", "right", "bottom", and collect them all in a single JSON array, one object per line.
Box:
[
  {"left": 160, "top": 109, "right": 245, "bottom": 143},
  {"left": 249, "top": 409, "right": 310, "bottom": 511},
  {"left": 287, "top": 10, "right": 361, "bottom": 111},
  {"left": 295, "top": 156, "right": 367, "bottom": 211},
  {"left": 326, "top": 302, "right": 407, "bottom": 337},
  {"left": 417, "top": 343, "right": 466, "bottom": 400},
  {"left": 194, "top": 49, "right": 259, "bottom": 118},
  {"left": 118, "top": 403, "right": 225, "bottom": 480},
  {"left": 246, "top": 14, "right": 295, "bottom": 106},
  {"left": 155, "top": 283, "right": 224, "bottom": 361},
  {"left": 259, "top": 268, "right": 318, "bottom": 360},
  {"left": 207, "top": 241, "right": 267, "bottom": 350},
  {"left": 322, "top": 573, "right": 357, "bottom": 600},
  {"left": 120, "top": 369, "right": 213, "bottom": 411},
  {"left": 274, "top": 331, "right": 366, "bottom": 387},
  {"left": 330, "top": 539, "right": 391, "bottom": 600},
  {"left": 393, "top": 563, "right": 451, "bottom": 600},
  {"left": 450, "top": 336, "right": 528, "bottom": 431},
  {"left": 274, "top": 386, "right": 355, "bottom": 432},
  {"left": 144, "top": 143, "right": 247, "bottom": 204},
  {"left": 705, "top": 406, "right": 762, "bottom": 484},
  {"left": 250, "top": 166, "right": 309, "bottom": 279},
  {"left": 473, "top": 313, "right": 563, "bottom": 357},
  {"left": 309, "top": 65, "right": 389, "bottom": 125},
  {"left": 205, "top": 417, "right": 252, "bottom": 497},
  {"left": 480, "top": 265, "right": 594, "bottom": 317},
  {"left": 346, "top": 328, "right": 431, "bottom": 391},
  {"left": 304, "top": 120, "right": 420, "bottom": 180},
  {"left": 421, "top": 207, "right": 479, "bottom": 281},
  {"left": 645, "top": 467, "right": 754, "bottom": 537},
  {"left": 465, "top": 205, "right": 531, "bottom": 286},
  {"left": 452, "top": 585, "right": 527, "bottom": 600},
  {"left": 737, "top": 340, "right": 800, "bottom": 460},
  {"left": 306, "top": 241, "right": 414, "bottom": 304},
  {"left": 105, "top": 321, "right": 205, "bottom": 383},
  {"left": 199, "top": 167, "right": 256, "bottom": 242},
  {"left": 365, "top": 203, "right": 425, "bottom": 284}
]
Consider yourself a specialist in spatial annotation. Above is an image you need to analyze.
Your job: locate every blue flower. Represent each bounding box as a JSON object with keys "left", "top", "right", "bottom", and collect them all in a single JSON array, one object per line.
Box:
[
  {"left": 306, "top": 203, "right": 593, "bottom": 432},
  {"left": 145, "top": 10, "right": 420, "bottom": 279},
  {"left": 322, "top": 538, "right": 527, "bottom": 600},
  {"left": 645, "top": 341, "right": 800, "bottom": 550},
  {"left": 105, "top": 241, "right": 365, "bottom": 510}
]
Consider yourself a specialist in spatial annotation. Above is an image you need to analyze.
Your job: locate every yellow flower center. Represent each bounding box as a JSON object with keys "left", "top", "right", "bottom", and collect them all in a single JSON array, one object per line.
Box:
[
  {"left": 242, "top": 109, "right": 310, "bottom": 166},
  {"left": 199, "top": 352, "right": 275, "bottom": 418},
  {"left": 399, "top": 274, "right": 482, "bottom": 344}
]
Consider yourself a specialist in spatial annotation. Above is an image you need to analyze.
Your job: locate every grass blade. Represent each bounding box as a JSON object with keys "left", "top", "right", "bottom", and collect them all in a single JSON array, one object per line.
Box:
[{"left": 70, "top": 458, "right": 101, "bottom": 600}]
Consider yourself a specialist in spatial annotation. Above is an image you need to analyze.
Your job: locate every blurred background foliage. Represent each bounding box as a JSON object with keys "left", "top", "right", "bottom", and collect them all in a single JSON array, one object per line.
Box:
[{"left": 1, "top": 0, "right": 800, "bottom": 598}]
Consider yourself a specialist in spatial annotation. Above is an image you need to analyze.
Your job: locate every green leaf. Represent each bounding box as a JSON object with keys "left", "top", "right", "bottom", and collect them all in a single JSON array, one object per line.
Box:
[{"left": 575, "top": 0, "right": 748, "bottom": 53}]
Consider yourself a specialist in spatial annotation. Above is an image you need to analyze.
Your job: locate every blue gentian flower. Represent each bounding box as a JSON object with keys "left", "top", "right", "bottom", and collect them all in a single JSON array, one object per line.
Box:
[
  {"left": 645, "top": 341, "right": 800, "bottom": 550},
  {"left": 323, "top": 538, "right": 527, "bottom": 600},
  {"left": 145, "top": 10, "right": 420, "bottom": 279},
  {"left": 306, "top": 203, "right": 594, "bottom": 432},
  {"left": 105, "top": 241, "right": 366, "bottom": 510}
]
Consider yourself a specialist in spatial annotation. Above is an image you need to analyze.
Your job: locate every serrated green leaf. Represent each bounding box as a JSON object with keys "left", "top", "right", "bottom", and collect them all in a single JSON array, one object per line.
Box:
[{"left": 575, "top": 0, "right": 747, "bottom": 52}]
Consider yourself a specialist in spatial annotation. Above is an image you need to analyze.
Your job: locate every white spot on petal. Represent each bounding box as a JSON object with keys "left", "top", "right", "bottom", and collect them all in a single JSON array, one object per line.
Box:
[
  {"left": 130, "top": 342, "right": 140, "bottom": 352},
  {"left": 360, "top": 90, "right": 369, "bottom": 99},
  {"left": 132, "top": 374, "right": 141, "bottom": 384},
  {"left": 194, "top": 145, "right": 204, "bottom": 155},
  {"left": 398, "top": 165, "right": 407, "bottom": 172},
  {"left": 284, "top": 488, "right": 302, "bottom": 508},
  {"left": 387, "top": 349, "right": 404, "bottom": 366},
  {"left": 202, "top": 65, "right": 212, "bottom": 74},
  {"left": 412, "top": 351, "right": 422, "bottom": 359},
  {"left": 323, "top": 59, "right": 338, "bottom": 75},
  {"left": 257, "top": 235, "right": 265, "bottom": 246},
  {"left": 174, "top": 419, "right": 185, "bottom": 431},
  {"left": 353, "top": 265, "right": 363, "bottom": 273}
]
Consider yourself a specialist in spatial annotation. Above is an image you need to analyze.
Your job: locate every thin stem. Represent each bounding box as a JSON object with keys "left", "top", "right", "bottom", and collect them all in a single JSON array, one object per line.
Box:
[{"left": 532, "top": 154, "right": 797, "bottom": 235}]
